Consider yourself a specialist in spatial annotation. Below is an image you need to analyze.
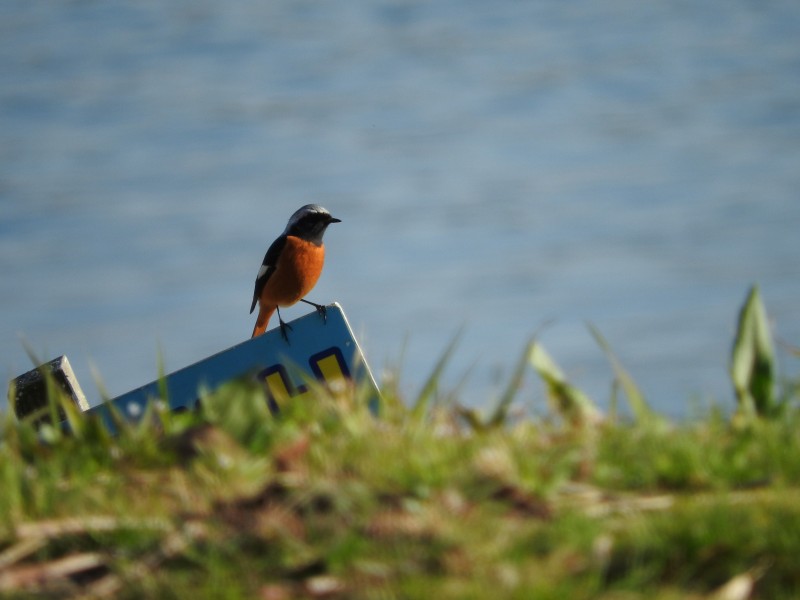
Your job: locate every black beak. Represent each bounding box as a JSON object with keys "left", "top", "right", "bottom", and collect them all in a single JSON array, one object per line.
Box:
[{"left": 328, "top": 216, "right": 342, "bottom": 224}]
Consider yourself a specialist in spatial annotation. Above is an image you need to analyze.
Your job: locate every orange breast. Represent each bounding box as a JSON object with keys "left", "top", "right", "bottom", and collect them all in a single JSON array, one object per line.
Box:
[{"left": 260, "top": 236, "right": 326, "bottom": 307}]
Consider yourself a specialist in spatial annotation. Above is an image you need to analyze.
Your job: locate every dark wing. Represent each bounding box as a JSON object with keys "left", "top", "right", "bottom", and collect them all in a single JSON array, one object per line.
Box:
[{"left": 250, "top": 235, "right": 287, "bottom": 314}]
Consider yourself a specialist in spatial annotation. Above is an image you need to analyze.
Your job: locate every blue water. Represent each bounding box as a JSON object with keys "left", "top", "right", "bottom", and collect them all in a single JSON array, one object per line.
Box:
[{"left": 2, "top": 0, "right": 799, "bottom": 418}]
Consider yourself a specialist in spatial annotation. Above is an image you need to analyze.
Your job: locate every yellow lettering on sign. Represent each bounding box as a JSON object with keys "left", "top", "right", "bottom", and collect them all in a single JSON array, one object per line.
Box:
[
  {"left": 313, "top": 352, "right": 347, "bottom": 385},
  {"left": 263, "top": 370, "right": 297, "bottom": 406},
  {"left": 258, "top": 346, "right": 350, "bottom": 410}
]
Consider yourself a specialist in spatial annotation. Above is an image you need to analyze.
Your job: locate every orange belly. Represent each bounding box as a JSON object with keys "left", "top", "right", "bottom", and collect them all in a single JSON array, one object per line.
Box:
[{"left": 260, "top": 235, "right": 325, "bottom": 308}]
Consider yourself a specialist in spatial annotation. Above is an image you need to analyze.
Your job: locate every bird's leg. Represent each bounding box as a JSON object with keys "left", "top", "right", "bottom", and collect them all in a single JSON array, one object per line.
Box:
[
  {"left": 300, "top": 299, "right": 328, "bottom": 322},
  {"left": 277, "top": 307, "right": 293, "bottom": 342}
]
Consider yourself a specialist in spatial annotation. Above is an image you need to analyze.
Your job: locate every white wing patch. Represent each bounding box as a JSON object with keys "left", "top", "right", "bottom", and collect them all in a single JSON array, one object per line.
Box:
[{"left": 257, "top": 264, "right": 271, "bottom": 280}]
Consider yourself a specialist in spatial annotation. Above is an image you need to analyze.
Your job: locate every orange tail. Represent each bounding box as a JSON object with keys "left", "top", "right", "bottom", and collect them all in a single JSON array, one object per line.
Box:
[{"left": 251, "top": 306, "right": 276, "bottom": 338}]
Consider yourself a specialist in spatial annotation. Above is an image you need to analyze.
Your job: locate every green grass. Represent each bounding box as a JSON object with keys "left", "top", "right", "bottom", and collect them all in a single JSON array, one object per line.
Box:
[
  {"left": 1, "top": 284, "right": 799, "bottom": 598},
  {"left": 2, "top": 378, "right": 800, "bottom": 599}
]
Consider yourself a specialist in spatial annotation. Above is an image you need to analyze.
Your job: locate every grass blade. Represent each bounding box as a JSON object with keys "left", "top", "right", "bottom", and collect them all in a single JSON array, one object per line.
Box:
[
  {"left": 588, "top": 323, "right": 652, "bottom": 423},
  {"left": 528, "top": 340, "right": 601, "bottom": 425},
  {"left": 730, "top": 284, "right": 776, "bottom": 417},
  {"left": 411, "top": 329, "right": 462, "bottom": 420},
  {"left": 486, "top": 339, "right": 531, "bottom": 428}
]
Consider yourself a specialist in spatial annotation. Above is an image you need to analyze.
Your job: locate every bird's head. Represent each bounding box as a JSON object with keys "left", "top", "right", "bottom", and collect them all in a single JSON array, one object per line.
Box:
[{"left": 284, "top": 204, "right": 341, "bottom": 245}]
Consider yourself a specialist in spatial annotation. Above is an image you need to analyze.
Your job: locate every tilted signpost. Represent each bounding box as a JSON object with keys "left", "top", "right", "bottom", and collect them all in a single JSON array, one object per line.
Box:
[{"left": 9, "top": 303, "right": 379, "bottom": 429}]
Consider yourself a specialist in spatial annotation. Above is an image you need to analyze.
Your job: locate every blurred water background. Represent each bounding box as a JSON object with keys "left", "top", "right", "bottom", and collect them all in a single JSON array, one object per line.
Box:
[{"left": 2, "top": 0, "right": 799, "bottom": 418}]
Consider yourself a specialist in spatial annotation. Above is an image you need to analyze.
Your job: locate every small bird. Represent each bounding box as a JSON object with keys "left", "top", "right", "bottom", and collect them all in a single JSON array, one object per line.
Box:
[{"left": 250, "top": 204, "right": 341, "bottom": 340}]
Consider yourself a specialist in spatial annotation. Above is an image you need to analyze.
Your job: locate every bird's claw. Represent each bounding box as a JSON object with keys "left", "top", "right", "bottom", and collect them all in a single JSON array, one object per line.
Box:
[
  {"left": 279, "top": 320, "right": 293, "bottom": 343},
  {"left": 315, "top": 304, "right": 328, "bottom": 323},
  {"left": 301, "top": 299, "right": 328, "bottom": 323}
]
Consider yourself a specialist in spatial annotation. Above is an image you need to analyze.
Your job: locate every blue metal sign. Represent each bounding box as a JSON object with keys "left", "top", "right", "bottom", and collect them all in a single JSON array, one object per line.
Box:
[{"left": 84, "top": 303, "right": 379, "bottom": 428}]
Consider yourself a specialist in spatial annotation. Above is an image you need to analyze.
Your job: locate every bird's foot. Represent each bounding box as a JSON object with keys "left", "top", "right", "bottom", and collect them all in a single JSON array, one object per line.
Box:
[
  {"left": 276, "top": 307, "right": 293, "bottom": 342},
  {"left": 301, "top": 299, "right": 328, "bottom": 323},
  {"left": 279, "top": 319, "right": 293, "bottom": 343}
]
